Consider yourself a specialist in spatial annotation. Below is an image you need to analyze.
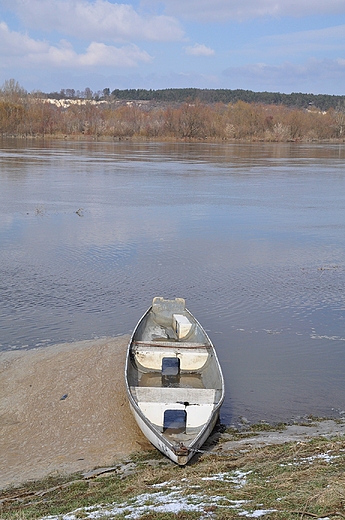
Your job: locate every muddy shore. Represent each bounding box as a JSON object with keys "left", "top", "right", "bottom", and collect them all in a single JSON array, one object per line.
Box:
[
  {"left": 0, "top": 336, "right": 152, "bottom": 490},
  {"left": 1, "top": 336, "right": 344, "bottom": 491}
]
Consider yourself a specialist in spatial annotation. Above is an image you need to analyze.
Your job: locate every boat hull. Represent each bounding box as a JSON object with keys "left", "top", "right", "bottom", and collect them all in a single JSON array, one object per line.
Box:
[
  {"left": 128, "top": 398, "right": 221, "bottom": 465},
  {"left": 125, "top": 297, "right": 224, "bottom": 465}
]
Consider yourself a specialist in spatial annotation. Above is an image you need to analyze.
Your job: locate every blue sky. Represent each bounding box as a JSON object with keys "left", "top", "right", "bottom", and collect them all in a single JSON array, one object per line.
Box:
[{"left": 1, "top": 0, "right": 345, "bottom": 95}]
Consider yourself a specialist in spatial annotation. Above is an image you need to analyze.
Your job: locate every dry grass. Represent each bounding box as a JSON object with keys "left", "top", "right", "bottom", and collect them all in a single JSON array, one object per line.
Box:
[{"left": 1, "top": 433, "right": 345, "bottom": 519}]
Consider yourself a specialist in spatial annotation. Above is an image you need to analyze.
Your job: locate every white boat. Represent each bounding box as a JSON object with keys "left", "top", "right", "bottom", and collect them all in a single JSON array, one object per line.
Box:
[{"left": 125, "top": 297, "right": 225, "bottom": 465}]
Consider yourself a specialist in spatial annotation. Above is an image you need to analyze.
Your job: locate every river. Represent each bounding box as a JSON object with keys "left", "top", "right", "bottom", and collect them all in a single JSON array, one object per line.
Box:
[{"left": 1, "top": 138, "right": 345, "bottom": 425}]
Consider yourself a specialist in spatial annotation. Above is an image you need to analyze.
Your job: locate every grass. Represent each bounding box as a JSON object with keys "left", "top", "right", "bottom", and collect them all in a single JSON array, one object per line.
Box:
[{"left": 1, "top": 428, "right": 345, "bottom": 520}]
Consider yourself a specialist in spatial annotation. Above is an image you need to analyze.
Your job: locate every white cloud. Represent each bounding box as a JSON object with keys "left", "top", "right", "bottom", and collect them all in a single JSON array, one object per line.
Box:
[
  {"left": 185, "top": 43, "right": 215, "bottom": 56},
  {"left": 0, "top": 21, "right": 47, "bottom": 56},
  {"left": 232, "top": 24, "right": 345, "bottom": 64},
  {"left": 92, "top": 58, "right": 345, "bottom": 94},
  {"left": 144, "top": 0, "right": 345, "bottom": 21},
  {"left": 262, "top": 24, "right": 345, "bottom": 54},
  {"left": 43, "top": 41, "right": 152, "bottom": 68},
  {"left": 0, "top": 22, "right": 152, "bottom": 69},
  {"left": 78, "top": 42, "right": 152, "bottom": 66},
  {"left": 3, "top": 0, "right": 184, "bottom": 42},
  {"left": 222, "top": 58, "right": 345, "bottom": 94},
  {"left": 1, "top": 0, "right": 345, "bottom": 94},
  {"left": 219, "top": 24, "right": 345, "bottom": 67}
]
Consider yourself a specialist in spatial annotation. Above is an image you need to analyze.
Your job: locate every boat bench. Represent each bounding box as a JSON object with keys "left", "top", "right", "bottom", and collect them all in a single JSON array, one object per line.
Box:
[
  {"left": 133, "top": 343, "right": 210, "bottom": 371},
  {"left": 130, "top": 386, "right": 216, "bottom": 428}
]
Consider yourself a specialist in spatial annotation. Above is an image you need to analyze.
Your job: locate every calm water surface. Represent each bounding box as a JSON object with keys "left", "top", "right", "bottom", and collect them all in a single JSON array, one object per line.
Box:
[{"left": 1, "top": 138, "right": 345, "bottom": 426}]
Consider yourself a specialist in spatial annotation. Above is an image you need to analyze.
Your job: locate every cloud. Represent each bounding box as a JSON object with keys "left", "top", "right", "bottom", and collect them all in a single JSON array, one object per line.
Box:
[
  {"left": 222, "top": 58, "right": 345, "bottom": 94},
  {"left": 99, "top": 60, "right": 345, "bottom": 93},
  {"left": 144, "top": 0, "right": 345, "bottom": 21},
  {"left": 232, "top": 24, "right": 345, "bottom": 65},
  {"left": 262, "top": 24, "right": 345, "bottom": 54},
  {"left": 78, "top": 42, "right": 152, "bottom": 66},
  {"left": 4, "top": 58, "right": 345, "bottom": 95},
  {"left": 185, "top": 43, "right": 215, "bottom": 56},
  {"left": 0, "top": 22, "right": 152, "bottom": 69},
  {"left": 2, "top": 0, "right": 184, "bottom": 42},
  {"left": 44, "top": 41, "right": 152, "bottom": 68},
  {"left": 0, "top": 21, "right": 47, "bottom": 56}
]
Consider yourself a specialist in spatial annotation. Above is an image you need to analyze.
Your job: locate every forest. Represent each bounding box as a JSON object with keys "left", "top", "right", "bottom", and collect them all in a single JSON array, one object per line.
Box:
[
  {"left": 1, "top": 79, "right": 345, "bottom": 141},
  {"left": 49, "top": 86, "right": 345, "bottom": 112}
]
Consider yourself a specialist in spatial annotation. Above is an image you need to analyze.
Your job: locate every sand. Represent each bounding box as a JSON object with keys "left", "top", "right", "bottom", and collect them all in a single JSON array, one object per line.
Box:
[
  {"left": 1, "top": 337, "right": 345, "bottom": 491},
  {"left": 0, "top": 336, "right": 152, "bottom": 490}
]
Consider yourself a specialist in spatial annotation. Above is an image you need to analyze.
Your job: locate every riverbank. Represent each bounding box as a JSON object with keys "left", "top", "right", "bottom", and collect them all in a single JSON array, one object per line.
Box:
[
  {"left": 0, "top": 336, "right": 152, "bottom": 490},
  {"left": 2, "top": 133, "right": 345, "bottom": 143},
  {"left": 2, "top": 88, "right": 345, "bottom": 142},
  {"left": 1, "top": 419, "right": 345, "bottom": 519},
  {"left": 1, "top": 336, "right": 345, "bottom": 493},
  {"left": 1, "top": 337, "right": 345, "bottom": 518}
]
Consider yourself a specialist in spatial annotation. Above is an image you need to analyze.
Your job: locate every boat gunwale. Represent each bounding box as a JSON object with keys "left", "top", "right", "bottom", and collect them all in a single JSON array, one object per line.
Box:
[{"left": 124, "top": 302, "right": 225, "bottom": 463}]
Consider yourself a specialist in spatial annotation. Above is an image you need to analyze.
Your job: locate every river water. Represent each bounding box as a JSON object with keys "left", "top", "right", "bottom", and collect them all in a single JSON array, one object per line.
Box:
[{"left": 1, "top": 138, "right": 345, "bottom": 426}]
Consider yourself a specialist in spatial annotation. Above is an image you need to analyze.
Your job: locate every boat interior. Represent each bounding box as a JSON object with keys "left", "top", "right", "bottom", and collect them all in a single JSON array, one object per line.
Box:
[{"left": 127, "top": 298, "right": 223, "bottom": 444}]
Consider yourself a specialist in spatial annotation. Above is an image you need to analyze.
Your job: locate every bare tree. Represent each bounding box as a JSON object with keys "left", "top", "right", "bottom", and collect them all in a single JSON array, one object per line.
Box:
[
  {"left": 334, "top": 105, "right": 345, "bottom": 137},
  {"left": 0, "top": 79, "right": 27, "bottom": 101}
]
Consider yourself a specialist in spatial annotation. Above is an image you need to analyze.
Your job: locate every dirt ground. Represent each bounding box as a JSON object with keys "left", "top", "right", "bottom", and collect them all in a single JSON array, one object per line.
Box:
[{"left": 0, "top": 336, "right": 152, "bottom": 490}]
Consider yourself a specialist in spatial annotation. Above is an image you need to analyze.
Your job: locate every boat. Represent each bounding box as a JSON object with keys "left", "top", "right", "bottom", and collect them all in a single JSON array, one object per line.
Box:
[{"left": 125, "top": 297, "right": 225, "bottom": 465}]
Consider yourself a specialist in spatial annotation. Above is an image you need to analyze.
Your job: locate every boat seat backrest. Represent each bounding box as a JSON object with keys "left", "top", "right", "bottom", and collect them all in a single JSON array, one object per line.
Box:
[{"left": 152, "top": 297, "right": 185, "bottom": 325}]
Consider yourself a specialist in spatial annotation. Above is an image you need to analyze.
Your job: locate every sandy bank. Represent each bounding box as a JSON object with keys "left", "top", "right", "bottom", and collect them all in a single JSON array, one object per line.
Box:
[
  {"left": 0, "top": 336, "right": 152, "bottom": 490},
  {"left": 1, "top": 337, "right": 345, "bottom": 491}
]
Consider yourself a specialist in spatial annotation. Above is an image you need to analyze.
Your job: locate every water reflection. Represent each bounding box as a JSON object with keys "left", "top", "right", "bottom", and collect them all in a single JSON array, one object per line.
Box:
[{"left": 1, "top": 139, "right": 345, "bottom": 425}]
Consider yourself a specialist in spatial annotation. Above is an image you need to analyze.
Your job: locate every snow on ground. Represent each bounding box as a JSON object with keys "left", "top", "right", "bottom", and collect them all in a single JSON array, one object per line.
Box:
[
  {"left": 280, "top": 451, "right": 340, "bottom": 467},
  {"left": 40, "top": 470, "right": 272, "bottom": 520},
  {"left": 41, "top": 490, "right": 247, "bottom": 519},
  {"left": 202, "top": 469, "right": 252, "bottom": 488}
]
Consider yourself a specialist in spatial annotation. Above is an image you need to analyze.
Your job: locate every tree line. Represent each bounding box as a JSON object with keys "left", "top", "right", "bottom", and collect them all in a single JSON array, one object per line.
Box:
[
  {"left": 1, "top": 79, "right": 345, "bottom": 141},
  {"left": 107, "top": 89, "right": 345, "bottom": 112},
  {"left": 45, "top": 87, "right": 345, "bottom": 112}
]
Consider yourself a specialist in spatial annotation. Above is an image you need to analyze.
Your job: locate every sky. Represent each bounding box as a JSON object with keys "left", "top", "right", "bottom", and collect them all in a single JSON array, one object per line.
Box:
[{"left": 1, "top": 0, "right": 345, "bottom": 95}]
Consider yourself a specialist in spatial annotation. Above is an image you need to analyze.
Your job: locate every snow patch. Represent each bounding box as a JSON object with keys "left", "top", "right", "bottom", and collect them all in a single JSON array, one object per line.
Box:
[
  {"left": 41, "top": 490, "right": 250, "bottom": 520},
  {"left": 239, "top": 509, "right": 278, "bottom": 518},
  {"left": 202, "top": 470, "right": 252, "bottom": 488},
  {"left": 280, "top": 451, "right": 339, "bottom": 467}
]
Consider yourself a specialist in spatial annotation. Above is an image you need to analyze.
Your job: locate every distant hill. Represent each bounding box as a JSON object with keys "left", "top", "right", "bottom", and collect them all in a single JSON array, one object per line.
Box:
[
  {"left": 108, "top": 88, "right": 345, "bottom": 111},
  {"left": 44, "top": 87, "right": 345, "bottom": 112}
]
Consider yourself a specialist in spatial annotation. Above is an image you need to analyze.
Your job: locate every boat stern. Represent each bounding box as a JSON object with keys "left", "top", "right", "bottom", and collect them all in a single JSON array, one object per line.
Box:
[{"left": 173, "top": 442, "right": 190, "bottom": 466}]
